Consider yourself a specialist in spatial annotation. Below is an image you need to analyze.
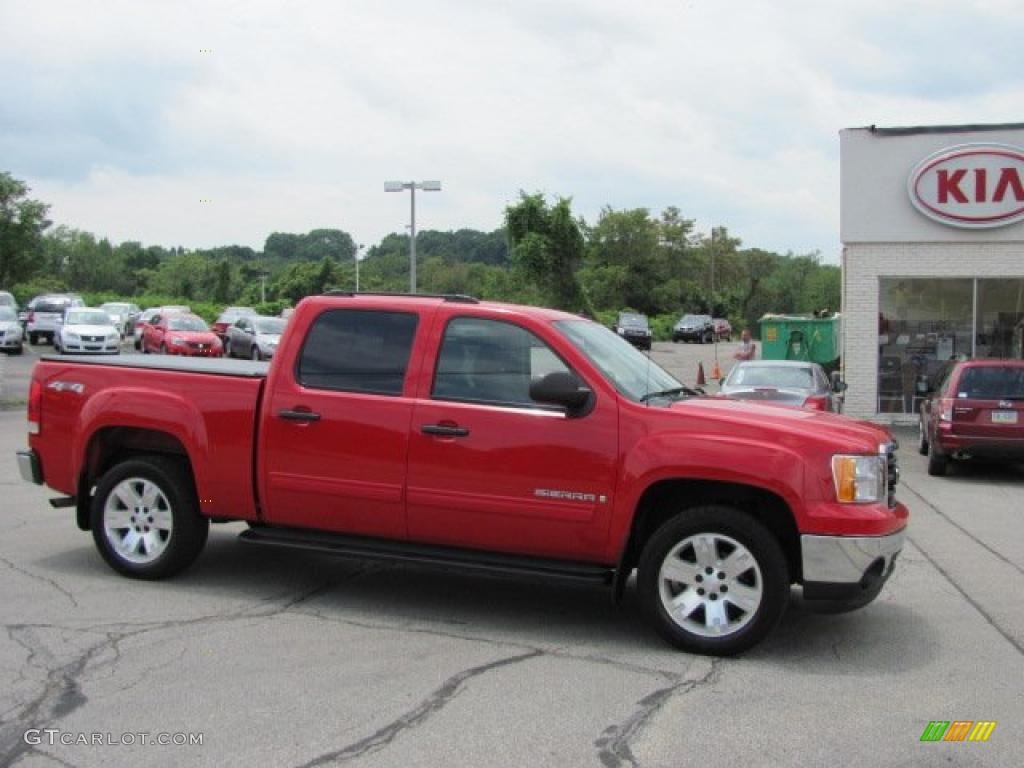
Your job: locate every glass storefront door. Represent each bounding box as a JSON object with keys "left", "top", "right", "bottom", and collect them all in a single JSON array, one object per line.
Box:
[{"left": 877, "top": 276, "right": 1024, "bottom": 414}]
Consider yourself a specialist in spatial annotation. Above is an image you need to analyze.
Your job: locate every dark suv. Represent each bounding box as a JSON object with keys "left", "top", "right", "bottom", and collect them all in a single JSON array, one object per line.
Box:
[
  {"left": 613, "top": 312, "right": 652, "bottom": 350},
  {"left": 919, "top": 360, "right": 1024, "bottom": 476},
  {"left": 673, "top": 314, "right": 714, "bottom": 343}
]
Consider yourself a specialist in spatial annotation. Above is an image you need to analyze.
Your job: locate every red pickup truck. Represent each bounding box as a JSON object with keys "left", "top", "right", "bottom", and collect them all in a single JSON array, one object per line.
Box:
[{"left": 17, "top": 293, "right": 908, "bottom": 655}]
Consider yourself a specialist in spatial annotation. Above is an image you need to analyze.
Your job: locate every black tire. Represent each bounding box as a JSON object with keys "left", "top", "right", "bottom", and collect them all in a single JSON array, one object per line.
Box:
[
  {"left": 12, "top": 345, "right": 23, "bottom": 355},
  {"left": 917, "top": 417, "right": 929, "bottom": 456},
  {"left": 90, "top": 456, "right": 209, "bottom": 579},
  {"left": 927, "top": 441, "right": 948, "bottom": 476},
  {"left": 28, "top": 332, "right": 38, "bottom": 345},
  {"left": 638, "top": 505, "right": 789, "bottom": 655}
]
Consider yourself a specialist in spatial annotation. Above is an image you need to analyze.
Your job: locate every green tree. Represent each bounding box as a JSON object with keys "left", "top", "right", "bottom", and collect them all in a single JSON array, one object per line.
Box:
[
  {"left": 0, "top": 172, "right": 51, "bottom": 285},
  {"left": 506, "top": 193, "right": 589, "bottom": 312}
]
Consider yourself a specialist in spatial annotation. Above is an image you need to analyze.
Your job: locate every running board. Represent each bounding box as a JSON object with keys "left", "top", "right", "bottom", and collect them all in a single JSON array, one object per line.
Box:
[{"left": 238, "top": 526, "right": 614, "bottom": 584}]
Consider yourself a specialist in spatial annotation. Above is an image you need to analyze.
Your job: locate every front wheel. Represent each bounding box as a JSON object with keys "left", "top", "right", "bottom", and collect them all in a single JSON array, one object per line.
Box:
[
  {"left": 918, "top": 417, "right": 929, "bottom": 456},
  {"left": 927, "top": 441, "right": 948, "bottom": 476},
  {"left": 90, "top": 456, "right": 209, "bottom": 579},
  {"left": 28, "top": 332, "right": 39, "bottom": 345},
  {"left": 638, "top": 505, "right": 789, "bottom": 655}
]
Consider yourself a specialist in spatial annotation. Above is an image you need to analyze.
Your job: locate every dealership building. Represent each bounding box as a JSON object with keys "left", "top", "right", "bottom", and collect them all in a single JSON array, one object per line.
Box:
[{"left": 840, "top": 123, "right": 1024, "bottom": 421}]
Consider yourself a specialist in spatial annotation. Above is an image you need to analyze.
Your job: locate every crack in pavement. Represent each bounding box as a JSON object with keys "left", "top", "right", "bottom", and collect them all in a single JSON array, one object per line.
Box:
[
  {"left": 0, "top": 555, "right": 79, "bottom": 608},
  {"left": 293, "top": 649, "right": 544, "bottom": 768},
  {"left": 594, "top": 658, "right": 720, "bottom": 768},
  {"left": 0, "top": 570, "right": 370, "bottom": 766}
]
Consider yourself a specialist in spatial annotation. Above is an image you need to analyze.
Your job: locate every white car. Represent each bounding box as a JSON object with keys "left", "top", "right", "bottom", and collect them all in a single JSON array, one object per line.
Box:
[
  {"left": 0, "top": 306, "right": 23, "bottom": 354},
  {"left": 99, "top": 301, "right": 140, "bottom": 337},
  {"left": 55, "top": 308, "right": 121, "bottom": 355}
]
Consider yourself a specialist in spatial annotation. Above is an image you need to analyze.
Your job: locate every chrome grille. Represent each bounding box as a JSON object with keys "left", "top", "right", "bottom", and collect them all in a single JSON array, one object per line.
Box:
[{"left": 882, "top": 441, "right": 899, "bottom": 508}]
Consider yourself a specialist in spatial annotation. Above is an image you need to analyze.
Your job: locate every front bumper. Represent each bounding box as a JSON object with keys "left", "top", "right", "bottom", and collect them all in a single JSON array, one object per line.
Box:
[
  {"left": 17, "top": 450, "right": 43, "bottom": 485},
  {"left": 801, "top": 528, "right": 905, "bottom": 604}
]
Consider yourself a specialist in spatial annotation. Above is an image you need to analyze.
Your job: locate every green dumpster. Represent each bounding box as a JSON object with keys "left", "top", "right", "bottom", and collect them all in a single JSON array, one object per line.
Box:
[{"left": 758, "top": 314, "right": 842, "bottom": 368}]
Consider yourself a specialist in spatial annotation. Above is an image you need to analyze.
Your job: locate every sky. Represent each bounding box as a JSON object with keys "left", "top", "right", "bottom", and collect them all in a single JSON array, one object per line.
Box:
[{"left": 2, "top": 0, "right": 1022, "bottom": 264}]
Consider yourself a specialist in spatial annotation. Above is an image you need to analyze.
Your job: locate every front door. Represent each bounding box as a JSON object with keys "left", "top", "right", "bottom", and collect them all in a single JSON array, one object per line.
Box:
[
  {"left": 406, "top": 315, "right": 618, "bottom": 561},
  {"left": 259, "top": 308, "right": 421, "bottom": 537}
]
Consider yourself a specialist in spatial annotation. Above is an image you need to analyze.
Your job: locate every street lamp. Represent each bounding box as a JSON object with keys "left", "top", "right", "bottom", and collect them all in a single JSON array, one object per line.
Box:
[
  {"left": 354, "top": 243, "right": 364, "bottom": 293},
  {"left": 385, "top": 180, "right": 442, "bottom": 293}
]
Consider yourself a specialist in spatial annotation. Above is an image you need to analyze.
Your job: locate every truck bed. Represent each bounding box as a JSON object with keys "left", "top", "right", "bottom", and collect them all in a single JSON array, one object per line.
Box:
[{"left": 40, "top": 354, "right": 269, "bottom": 378}]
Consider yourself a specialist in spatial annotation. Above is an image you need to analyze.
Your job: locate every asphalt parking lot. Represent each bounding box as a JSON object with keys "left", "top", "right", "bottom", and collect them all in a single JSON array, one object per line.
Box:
[{"left": 0, "top": 343, "right": 1022, "bottom": 767}]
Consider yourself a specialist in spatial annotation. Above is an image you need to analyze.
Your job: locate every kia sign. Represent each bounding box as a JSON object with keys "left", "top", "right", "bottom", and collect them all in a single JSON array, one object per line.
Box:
[{"left": 907, "top": 143, "right": 1024, "bottom": 229}]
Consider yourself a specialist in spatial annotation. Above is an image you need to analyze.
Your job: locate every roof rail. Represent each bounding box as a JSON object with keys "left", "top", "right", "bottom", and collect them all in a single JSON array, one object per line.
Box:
[{"left": 322, "top": 291, "right": 480, "bottom": 304}]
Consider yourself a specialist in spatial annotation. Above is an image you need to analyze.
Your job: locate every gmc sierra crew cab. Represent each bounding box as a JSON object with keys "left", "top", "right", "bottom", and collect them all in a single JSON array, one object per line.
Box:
[{"left": 17, "top": 293, "right": 908, "bottom": 655}]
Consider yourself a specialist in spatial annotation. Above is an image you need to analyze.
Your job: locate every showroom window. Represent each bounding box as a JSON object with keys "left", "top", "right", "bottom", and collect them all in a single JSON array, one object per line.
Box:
[{"left": 878, "top": 278, "right": 1024, "bottom": 414}]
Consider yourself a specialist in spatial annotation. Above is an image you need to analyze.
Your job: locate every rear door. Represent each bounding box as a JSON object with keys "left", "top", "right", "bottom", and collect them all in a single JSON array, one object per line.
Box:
[
  {"left": 258, "top": 307, "right": 424, "bottom": 537},
  {"left": 405, "top": 312, "right": 618, "bottom": 561},
  {"left": 951, "top": 364, "right": 1024, "bottom": 440}
]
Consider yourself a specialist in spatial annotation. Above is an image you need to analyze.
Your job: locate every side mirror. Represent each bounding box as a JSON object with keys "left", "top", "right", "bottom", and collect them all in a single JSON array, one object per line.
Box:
[
  {"left": 529, "top": 372, "right": 593, "bottom": 416},
  {"left": 830, "top": 371, "right": 848, "bottom": 393}
]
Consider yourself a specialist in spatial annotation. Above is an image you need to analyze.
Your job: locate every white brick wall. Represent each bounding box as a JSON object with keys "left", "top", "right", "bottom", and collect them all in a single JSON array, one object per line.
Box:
[{"left": 841, "top": 242, "right": 1024, "bottom": 423}]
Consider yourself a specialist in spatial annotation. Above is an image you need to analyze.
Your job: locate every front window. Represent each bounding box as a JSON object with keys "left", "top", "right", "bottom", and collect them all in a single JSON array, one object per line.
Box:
[
  {"left": 555, "top": 320, "right": 683, "bottom": 402},
  {"left": 167, "top": 317, "right": 209, "bottom": 332}
]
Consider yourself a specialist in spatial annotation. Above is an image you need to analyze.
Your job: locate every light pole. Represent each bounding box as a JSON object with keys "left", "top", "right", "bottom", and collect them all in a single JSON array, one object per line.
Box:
[
  {"left": 385, "top": 180, "right": 442, "bottom": 294},
  {"left": 354, "top": 243, "right": 364, "bottom": 293}
]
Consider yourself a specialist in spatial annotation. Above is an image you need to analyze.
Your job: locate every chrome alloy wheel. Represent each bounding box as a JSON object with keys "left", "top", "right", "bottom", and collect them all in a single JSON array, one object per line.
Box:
[
  {"left": 102, "top": 478, "right": 174, "bottom": 564},
  {"left": 658, "top": 532, "right": 764, "bottom": 638}
]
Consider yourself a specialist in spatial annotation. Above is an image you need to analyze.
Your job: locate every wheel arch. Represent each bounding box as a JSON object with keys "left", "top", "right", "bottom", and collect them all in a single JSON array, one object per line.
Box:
[
  {"left": 612, "top": 478, "right": 801, "bottom": 601},
  {"left": 76, "top": 427, "right": 194, "bottom": 531}
]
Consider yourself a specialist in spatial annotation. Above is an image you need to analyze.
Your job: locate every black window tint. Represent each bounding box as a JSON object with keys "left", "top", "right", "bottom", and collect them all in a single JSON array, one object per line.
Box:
[
  {"left": 433, "top": 317, "right": 570, "bottom": 406},
  {"left": 298, "top": 310, "right": 418, "bottom": 395},
  {"left": 957, "top": 367, "right": 1024, "bottom": 399}
]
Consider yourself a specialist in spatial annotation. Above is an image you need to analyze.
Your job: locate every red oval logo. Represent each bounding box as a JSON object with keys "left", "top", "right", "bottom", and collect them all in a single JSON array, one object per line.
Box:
[{"left": 907, "top": 143, "right": 1024, "bottom": 228}]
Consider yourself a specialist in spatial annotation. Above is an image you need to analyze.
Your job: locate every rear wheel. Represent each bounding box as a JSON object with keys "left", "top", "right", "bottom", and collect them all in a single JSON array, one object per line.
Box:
[
  {"left": 28, "top": 332, "right": 38, "bottom": 345},
  {"left": 638, "top": 505, "right": 788, "bottom": 655},
  {"left": 91, "top": 456, "right": 209, "bottom": 579},
  {"left": 927, "top": 441, "right": 948, "bottom": 476}
]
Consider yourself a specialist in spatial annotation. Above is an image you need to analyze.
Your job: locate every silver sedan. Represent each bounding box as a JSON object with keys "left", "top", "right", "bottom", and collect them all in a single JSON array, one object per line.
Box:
[
  {"left": 720, "top": 360, "right": 846, "bottom": 412},
  {"left": 226, "top": 315, "right": 286, "bottom": 360}
]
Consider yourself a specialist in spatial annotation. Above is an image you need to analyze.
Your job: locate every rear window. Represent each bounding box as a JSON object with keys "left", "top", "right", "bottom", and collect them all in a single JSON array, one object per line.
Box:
[
  {"left": 298, "top": 309, "right": 418, "bottom": 396},
  {"left": 36, "top": 300, "right": 70, "bottom": 313},
  {"left": 956, "top": 367, "right": 1024, "bottom": 400},
  {"left": 727, "top": 365, "right": 815, "bottom": 389}
]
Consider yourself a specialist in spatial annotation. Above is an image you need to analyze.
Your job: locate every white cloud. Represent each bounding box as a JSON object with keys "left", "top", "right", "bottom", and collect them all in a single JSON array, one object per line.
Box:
[{"left": 3, "top": 0, "right": 1022, "bottom": 262}]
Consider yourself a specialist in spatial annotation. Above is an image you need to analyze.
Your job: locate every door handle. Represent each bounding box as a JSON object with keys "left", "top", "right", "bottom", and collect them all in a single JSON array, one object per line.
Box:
[
  {"left": 421, "top": 424, "right": 470, "bottom": 437},
  {"left": 278, "top": 409, "right": 321, "bottom": 423}
]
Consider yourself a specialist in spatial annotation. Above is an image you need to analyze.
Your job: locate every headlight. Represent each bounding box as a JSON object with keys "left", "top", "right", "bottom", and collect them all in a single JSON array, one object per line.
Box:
[
  {"left": 831, "top": 455, "right": 885, "bottom": 503},
  {"left": 171, "top": 337, "right": 187, "bottom": 347},
  {"left": 617, "top": 328, "right": 625, "bottom": 335}
]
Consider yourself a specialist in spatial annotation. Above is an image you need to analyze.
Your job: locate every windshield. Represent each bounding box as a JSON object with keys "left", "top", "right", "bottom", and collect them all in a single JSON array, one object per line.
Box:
[
  {"left": 101, "top": 303, "right": 130, "bottom": 314},
  {"left": 957, "top": 366, "right": 1024, "bottom": 399},
  {"left": 726, "top": 365, "right": 815, "bottom": 390},
  {"left": 555, "top": 320, "right": 682, "bottom": 403},
  {"left": 618, "top": 313, "right": 648, "bottom": 329},
  {"left": 168, "top": 316, "right": 209, "bottom": 332},
  {"left": 255, "top": 318, "right": 286, "bottom": 335},
  {"left": 679, "top": 314, "right": 709, "bottom": 325},
  {"left": 66, "top": 310, "right": 112, "bottom": 326},
  {"left": 0, "top": 307, "right": 16, "bottom": 321}
]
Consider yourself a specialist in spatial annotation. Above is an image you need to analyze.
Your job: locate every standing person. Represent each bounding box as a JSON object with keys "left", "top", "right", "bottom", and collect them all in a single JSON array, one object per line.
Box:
[{"left": 734, "top": 329, "right": 757, "bottom": 361}]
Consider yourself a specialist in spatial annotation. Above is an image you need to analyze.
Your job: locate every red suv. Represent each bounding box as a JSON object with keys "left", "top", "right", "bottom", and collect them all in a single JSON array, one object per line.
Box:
[{"left": 919, "top": 360, "right": 1024, "bottom": 475}]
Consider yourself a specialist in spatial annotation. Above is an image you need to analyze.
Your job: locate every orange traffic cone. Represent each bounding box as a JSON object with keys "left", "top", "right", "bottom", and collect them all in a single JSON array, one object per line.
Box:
[
  {"left": 711, "top": 360, "right": 722, "bottom": 381},
  {"left": 696, "top": 361, "right": 706, "bottom": 387}
]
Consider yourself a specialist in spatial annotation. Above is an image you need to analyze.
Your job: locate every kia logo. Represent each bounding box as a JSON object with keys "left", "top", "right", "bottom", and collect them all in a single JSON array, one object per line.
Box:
[{"left": 907, "top": 143, "right": 1024, "bottom": 228}]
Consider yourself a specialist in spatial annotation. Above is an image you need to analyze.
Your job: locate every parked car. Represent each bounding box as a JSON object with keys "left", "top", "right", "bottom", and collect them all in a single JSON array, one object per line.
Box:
[
  {"left": 54, "top": 308, "right": 121, "bottom": 355},
  {"left": 673, "top": 314, "right": 714, "bottom": 344},
  {"left": 918, "top": 359, "right": 1024, "bottom": 476},
  {"left": 143, "top": 313, "right": 223, "bottom": 357},
  {"left": 213, "top": 306, "right": 257, "bottom": 345},
  {"left": 17, "top": 294, "right": 907, "bottom": 656},
  {"left": 713, "top": 318, "right": 732, "bottom": 342},
  {"left": 25, "top": 294, "right": 85, "bottom": 345},
  {"left": 133, "top": 305, "right": 190, "bottom": 350},
  {"left": 0, "top": 306, "right": 24, "bottom": 354},
  {"left": 613, "top": 311, "right": 652, "bottom": 350},
  {"left": 720, "top": 360, "right": 846, "bottom": 412},
  {"left": 0, "top": 290, "right": 16, "bottom": 310},
  {"left": 99, "top": 301, "right": 141, "bottom": 337},
  {"left": 227, "top": 315, "right": 286, "bottom": 360}
]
